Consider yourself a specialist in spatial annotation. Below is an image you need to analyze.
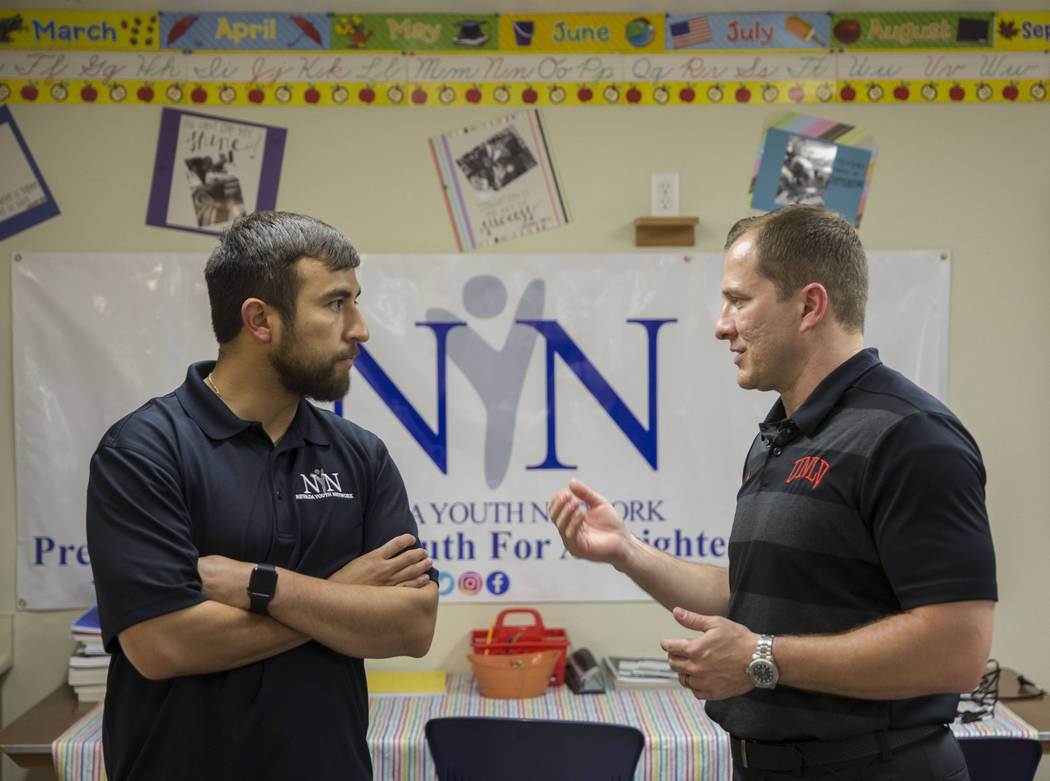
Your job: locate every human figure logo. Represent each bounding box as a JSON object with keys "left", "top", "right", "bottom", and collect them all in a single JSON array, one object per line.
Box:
[
  {"left": 295, "top": 468, "right": 355, "bottom": 500},
  {"left": 343, "top": 274, "right": 676, "bottom": 488}
]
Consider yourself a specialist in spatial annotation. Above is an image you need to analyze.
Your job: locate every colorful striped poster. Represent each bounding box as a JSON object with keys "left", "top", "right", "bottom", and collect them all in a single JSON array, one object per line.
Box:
[
  {"left": 749, "top": 112, "right": 877, "bottom": 226},
  {"left": 429, "top": 109, "right": 569, "bottom": 251}
]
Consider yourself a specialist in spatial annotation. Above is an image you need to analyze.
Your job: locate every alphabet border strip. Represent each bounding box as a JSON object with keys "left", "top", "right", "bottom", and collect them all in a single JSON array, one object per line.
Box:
[{"left": 0, "top": 51, "right": 1047, "bottom": 105}]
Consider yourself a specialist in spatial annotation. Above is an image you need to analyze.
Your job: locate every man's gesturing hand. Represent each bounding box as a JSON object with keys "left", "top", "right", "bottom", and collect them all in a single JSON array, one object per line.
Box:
[
  {"left": 661, "top": 607, "right": 760, "bottom": 701},
  {"left": 548, "top": 478, "right": 632, "bottom": 565}
]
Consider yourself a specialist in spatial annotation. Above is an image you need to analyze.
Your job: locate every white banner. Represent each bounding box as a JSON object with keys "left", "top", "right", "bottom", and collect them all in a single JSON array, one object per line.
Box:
[{"left": 12, "top": 251, "right": 949, "bottom": 609}]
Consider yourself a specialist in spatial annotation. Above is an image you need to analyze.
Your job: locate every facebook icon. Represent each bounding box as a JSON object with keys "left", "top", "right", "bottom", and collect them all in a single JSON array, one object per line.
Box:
[{"left": 486, "top": 571, "right": 510, "bottom": 595}]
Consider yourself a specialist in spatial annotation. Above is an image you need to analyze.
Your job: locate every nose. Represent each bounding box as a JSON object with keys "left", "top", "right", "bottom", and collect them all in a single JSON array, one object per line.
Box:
[
  {"left": 344, "top": 306, "right": 370, "bottom": 344},
  {"left": 714, "top": 302, "right": 734, "bottom": 341}
]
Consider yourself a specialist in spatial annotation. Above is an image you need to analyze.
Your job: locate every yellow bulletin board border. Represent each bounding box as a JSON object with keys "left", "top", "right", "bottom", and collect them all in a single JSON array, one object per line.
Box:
[
  {"left": 1, "top": 77, "right": 1046, "bottom": 106},
  {"left": 0, "top": 9, "right": 1048, "bottom": 106}
]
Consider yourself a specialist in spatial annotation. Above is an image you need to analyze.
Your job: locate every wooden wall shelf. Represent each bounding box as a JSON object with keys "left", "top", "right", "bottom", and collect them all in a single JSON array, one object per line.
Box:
[{"left": 634, "top": 217, "right": 699, "bottom": 246}]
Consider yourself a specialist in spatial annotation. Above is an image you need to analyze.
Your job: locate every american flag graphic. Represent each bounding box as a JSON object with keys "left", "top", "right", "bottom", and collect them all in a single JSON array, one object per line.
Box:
[{"left": 669, "top": 16, "right": 712, "bottom": 48}]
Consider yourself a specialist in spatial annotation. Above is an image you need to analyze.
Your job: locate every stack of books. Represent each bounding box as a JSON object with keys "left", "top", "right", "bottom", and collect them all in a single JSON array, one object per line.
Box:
[
  {"left": 68, "top": 605, "right": 109, "bottom": 702},
  {"left": 602, "top": 656, "right": 680, "bottom": 690}
]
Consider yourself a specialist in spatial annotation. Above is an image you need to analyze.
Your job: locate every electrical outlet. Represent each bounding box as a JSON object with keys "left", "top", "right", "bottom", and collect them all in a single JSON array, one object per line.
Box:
[{"left": 651, "top": 173, "right": 679, "bottom": 216}]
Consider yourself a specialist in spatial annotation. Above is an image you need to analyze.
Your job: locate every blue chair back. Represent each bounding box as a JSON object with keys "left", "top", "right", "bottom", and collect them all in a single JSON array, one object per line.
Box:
[
  {"left": 958, "top": 737, "right": 1042, "bottom": 781},
  {"left": 425, "top": 716, "right": 645, "bottom": 781}
]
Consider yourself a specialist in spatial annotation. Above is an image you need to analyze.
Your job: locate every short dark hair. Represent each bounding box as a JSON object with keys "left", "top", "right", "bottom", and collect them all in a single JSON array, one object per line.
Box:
[
  {"left": 204, "top": 211, "right": 360, "bottom": 344},
  {"left": 724, "top": 205, "right": 868, "bottom": 333}
]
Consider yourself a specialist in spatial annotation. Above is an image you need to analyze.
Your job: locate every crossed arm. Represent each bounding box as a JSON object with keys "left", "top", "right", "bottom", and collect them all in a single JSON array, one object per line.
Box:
[
  {"left": 119, "top": 534, "right": 438, "bottom": 680},
  {"left": 550, "top": 478, "right": 994, "bottom": 703}
]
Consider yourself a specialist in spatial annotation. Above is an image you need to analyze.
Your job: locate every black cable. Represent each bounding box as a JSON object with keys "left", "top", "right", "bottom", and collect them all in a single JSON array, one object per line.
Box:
[
  {"left": 1005, "top": 672, "right": 1047, "bottom": 700},
  {"left": 957, "top": 658, "right": 1000, "bottom": 723}
]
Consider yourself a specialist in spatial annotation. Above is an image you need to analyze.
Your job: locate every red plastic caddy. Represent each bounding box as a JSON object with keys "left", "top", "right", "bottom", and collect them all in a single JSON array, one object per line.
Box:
[{"left": 470, "top": 608, "right": 571, "bottom": 686}]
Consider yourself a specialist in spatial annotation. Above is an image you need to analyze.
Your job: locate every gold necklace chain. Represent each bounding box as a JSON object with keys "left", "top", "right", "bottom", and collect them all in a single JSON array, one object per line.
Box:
[{"left": 204, "top": 372, "right": 223, "bottom": 400}]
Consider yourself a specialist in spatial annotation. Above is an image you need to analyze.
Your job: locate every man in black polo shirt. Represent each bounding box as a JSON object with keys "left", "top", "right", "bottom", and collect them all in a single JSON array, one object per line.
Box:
[
  {"left": 549, "top": 205, "right": 996, "bottom": 779},
  {"left": 86, "top": 211, "right": 438, "bottom": 780}
]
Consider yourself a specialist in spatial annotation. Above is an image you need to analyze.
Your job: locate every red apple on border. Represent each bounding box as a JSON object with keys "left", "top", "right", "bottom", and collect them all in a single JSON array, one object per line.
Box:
[
  {"left": 190, "top": 86, "right": 207, "bottom": 103},
  {"left": 949, "top": 83, "right": 965, "bottom": 102},
  {"left": 137, "top": 84, "right": 155, "bottom": 102},
  {"left": 80, "top": 84, "right": 98, "bottom": 102},
  {"left": 411, "top": 87, "right": 427, "bottom": 104},
  {"left": 735, "top": 85, "right": 751, "bottom": 103},
  {"left": 465, "top": 86, "right": 482, "bottom": 104},
  {"left": 679, "top": 85, "right": 695, "bottom": 103},
  {"left": 358, "top": 86, "right": 375, "bottom": 104},
  {"left": 577, "top": 86, "right": 593, "bottom": 102},
  {"left": 1003, "top": 83, "right": 1019, "bottom": 101},
  {"left": 893, "top": 84, "right": 909, "bottom": 101},
  {"left": 840, "top": 84, "right": 856, "bottom": 101},
  {"left": 21, "top": 84, "right": 39, "bottom": 101},
  {"left": 522, "top": 86, "right": 538, "bottom": 104},
  {"left": 626, "top": 86, "right": 642, "bottom": 103},
  {"left": 304, "top": 86, "right": 321, "bottom": 104},
  {"left": 248, "top": 87, "right": 265, "bottom": 104}
]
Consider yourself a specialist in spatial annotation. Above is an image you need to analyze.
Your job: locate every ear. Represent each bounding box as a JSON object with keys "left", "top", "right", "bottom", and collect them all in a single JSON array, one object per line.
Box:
[
  {"left": 799, "top": 283, "right": 829, "bottom": 333},
  {"left": 241, "top": 298, "right": 275, "bottom": 345}
]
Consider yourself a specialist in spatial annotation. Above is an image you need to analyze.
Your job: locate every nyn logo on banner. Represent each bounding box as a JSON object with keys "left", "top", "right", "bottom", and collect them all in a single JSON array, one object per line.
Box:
[{"left": 339, "top": 273, "right": 675, "bottom": 490}]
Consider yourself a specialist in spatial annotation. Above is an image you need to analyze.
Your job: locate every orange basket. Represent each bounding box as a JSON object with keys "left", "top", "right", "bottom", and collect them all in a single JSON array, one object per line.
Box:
[
  {"left": 467, "top": 650, "right": 562, "bottom": 699},
  {"left": 470, "top": 608, "right": 570, "bottom": 685}
]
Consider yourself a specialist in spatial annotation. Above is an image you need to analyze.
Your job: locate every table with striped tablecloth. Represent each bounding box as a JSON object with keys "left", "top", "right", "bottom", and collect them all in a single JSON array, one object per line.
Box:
[
  {"left": 51, "top": 675, "right": 1041, "bottom": 781},
  {"left": 368, "top": 672, "right": 731, "bottom": 780}
]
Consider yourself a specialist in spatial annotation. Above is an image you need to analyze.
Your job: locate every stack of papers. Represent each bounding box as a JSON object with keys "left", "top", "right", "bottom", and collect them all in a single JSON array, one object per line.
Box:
[
  {"left": 602, "top": 656, "right": 680, "bottom": 690},
  {"left": 68, "top": 605, "right": 109, "bottom": 702}
]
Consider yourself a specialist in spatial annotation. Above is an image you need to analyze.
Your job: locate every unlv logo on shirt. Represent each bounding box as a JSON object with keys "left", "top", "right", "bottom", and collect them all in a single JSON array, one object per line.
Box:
[{"left": 785, "top": 456, "right": 830, "bottom": 489}]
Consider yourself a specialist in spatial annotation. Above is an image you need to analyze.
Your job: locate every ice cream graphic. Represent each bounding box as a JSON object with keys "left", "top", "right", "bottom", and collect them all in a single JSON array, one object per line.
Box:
[{"left": 786, "top": 15, "right": 826, "bottom": 47}]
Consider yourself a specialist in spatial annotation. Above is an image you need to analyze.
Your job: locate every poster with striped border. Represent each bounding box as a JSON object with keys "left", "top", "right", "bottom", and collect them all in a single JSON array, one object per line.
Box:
[
  {"left": 749, "top": 112, "right": 877, "bottom": 226},
  {"left": 430, "top": 109, "right": 569, "bottom": 251}
]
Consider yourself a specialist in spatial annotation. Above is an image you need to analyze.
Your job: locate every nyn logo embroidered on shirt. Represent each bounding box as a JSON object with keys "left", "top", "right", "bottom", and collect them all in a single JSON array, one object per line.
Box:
[
  {"left": 295, "top": 468, "right": 355, "bottom": 501},
  {"left": 785, "top": 456, "right": 830, "bottom": 489}
]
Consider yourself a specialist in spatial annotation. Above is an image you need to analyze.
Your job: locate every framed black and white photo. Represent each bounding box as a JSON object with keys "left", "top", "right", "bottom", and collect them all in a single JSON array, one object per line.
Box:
[{"left": 146, "top": 108, "right": 286, "bottom": 236}]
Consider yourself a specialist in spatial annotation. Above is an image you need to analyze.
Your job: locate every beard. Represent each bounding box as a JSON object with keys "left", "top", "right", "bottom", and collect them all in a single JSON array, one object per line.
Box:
[{"left": 269, "top": 328, "right": 354, "bottom": 403}]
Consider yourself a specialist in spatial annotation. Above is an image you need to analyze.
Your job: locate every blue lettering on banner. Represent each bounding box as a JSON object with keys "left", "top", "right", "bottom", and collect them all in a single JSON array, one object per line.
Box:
[
  {"left": 350, "top": 313, "right": 676, "bottom": 480},
  {"left": 336, "top": 274, "right": 677, "bottom": 487},
  {"left": 421, "top": 531, "right": 477, "bottom": 560},
  {"left": 638, "top": 527, "right": 726, "bottom": 558},
  {"left": 33, "top": 536, "right": 91, "bottom": 566},
  {"left": 517, "top": 318, "right": 677, "bottom": 471},
  {"left": 1022, "top": 21, "right": 1050, "bottom": 40},
  {"left": 352, "top": 321, "right": 465, "bottom": 474},
  {"left": 490, "top": 531, "right": 552, "bottom": 560},
  {"left": 33, "top": 19, "right": 118, "bottom": 43}
]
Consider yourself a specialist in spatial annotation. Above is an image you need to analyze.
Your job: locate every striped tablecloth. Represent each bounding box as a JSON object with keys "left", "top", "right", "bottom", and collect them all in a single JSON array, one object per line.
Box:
[
  {"left": 51, "top": 702, "right": 106, "bottom": 781},
  {"left": 368, "top": 673, "right": 732, "bottom": 780},
  {"left": 51, "top": 678, "right": 1041, "bottom": 781}
]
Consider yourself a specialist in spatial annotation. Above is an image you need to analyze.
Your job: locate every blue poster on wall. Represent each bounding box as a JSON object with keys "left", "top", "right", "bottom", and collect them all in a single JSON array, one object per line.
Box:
[
  {"left": 0, "top": 105, "right": 60, "bottom": 241},
  {"left": 749, "top": 113, "right": 877, "bottom": 226}
]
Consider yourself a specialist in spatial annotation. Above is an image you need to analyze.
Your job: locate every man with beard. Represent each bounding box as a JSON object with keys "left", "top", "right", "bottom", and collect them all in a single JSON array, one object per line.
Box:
[{"left": 86, "top": 211, "right": 438, "bottom": 780}]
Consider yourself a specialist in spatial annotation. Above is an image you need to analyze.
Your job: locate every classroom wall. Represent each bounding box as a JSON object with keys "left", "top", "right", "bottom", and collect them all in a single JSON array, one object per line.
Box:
[{"left": 2, "top": 4, "right": 1049, "bottom": 781}]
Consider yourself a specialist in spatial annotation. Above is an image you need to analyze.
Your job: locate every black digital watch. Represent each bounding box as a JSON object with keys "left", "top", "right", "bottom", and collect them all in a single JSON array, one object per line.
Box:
[{"left": 247, "top": 562, "right": 278, "bottom": 614}]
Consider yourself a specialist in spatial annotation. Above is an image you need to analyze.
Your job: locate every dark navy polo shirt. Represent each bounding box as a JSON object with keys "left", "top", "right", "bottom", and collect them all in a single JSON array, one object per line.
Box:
[
  {"left": 86, "top": 362, "right": 431, "bottom": 780},
  {"left": 705, "top": 348, "right": 997, "bottom": 742}
]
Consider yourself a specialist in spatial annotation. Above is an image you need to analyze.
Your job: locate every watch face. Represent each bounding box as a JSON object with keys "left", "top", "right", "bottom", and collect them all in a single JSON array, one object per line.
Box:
[
  {"left": 250, "top": 567, "right": 277, "bottom": 594},
  {"left": 748, "top": 659, "right": 779, "bottom": 688}
]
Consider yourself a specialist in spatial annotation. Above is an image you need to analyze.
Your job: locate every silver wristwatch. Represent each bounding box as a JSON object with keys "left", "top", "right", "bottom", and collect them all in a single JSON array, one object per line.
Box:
[{"left": 746, "top": 634, "right": 779, "bottom": 689}]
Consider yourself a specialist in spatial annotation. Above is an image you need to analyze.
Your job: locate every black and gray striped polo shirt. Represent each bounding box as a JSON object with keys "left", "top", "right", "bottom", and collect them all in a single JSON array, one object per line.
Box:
[{"left": 705, "top": 348, "right": 997, "bottom": 742}]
